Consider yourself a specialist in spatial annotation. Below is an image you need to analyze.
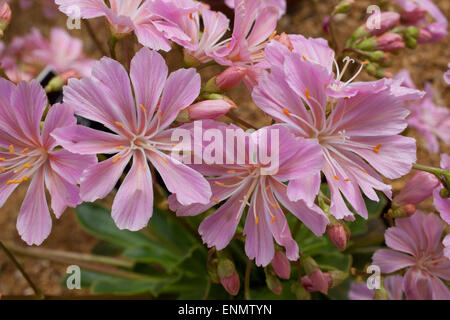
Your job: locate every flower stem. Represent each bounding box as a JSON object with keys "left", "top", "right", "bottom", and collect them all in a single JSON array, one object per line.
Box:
[
  {"left": 413, "top": 163, "right": 450, "bottom": 188},
  {"left": 244, "top": 259, "right": 252, "bottom": 300},
  {"left": 83, "top": 20, "right": 108, "bottom": 56},
  {"left": 0, "top": 241, "right": 43, "bottom": 298},
  {"left": 109, "top": 35, "right": 119, "bottom": 60},
  {"left": 226, "top": 112, "right": 257, "bottom": 130}
]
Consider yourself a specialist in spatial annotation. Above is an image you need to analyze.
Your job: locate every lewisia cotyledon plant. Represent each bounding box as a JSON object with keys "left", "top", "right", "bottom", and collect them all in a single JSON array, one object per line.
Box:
[
  {"left": 372, "top": 211, "right": 450, "bottom": 300},
  {"left": 252, "top": 35, "right": 419, "bottom": 220},
  {"left": 169, "top": 122, "right": 328, "bottom": 266},
  {"left": 0, "top": 80, "right": 97, "bottom": 245},
  {"left": 52, "top": 47, "right": 212, "bottom": 231}
]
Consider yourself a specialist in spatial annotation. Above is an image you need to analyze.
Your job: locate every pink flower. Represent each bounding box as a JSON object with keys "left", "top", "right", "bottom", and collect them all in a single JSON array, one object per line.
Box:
[
  {"left": 372, "top": 211, "right": 450, "bottom": 300},
  {"left": 0, "top": 80, "right": 97, "bottom": 245},
  {"left": 253, "top": 36, "right": 418, "bottom": 220},
  {"left": 169, "top": 123, "right": 327, "bottom": 266},
  {"left": 209, "top": 0, "right": 279, "bottom": 91},
  {"left": 55, "top": 0, "right": 199, "bottom": 51},
  {"left": 349, "top": 275, "right": 404, "bottom": 300},
  {"left": 52, "top": 48, "right": 211, "bottom": 231},
  {"left": 174, "top": 4, "right": 230, "bottom": 64},
  {"left": 225, "top": 0, "right": 286, "bottom": 18},
  {"left": 25, "top": 28, "right": 94, "bottom": 78},
  {"left": 395, "top": 70, "right": 450, "bottom": 154}
]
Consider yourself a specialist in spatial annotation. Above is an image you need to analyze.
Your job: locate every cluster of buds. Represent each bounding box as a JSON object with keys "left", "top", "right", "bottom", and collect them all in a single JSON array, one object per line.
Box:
[
  {"left": 207, "top": 251, "right": 240, "bottom": 296},
  {"left": 300, "top": 256, "right": 348, "bottom": 295},
  {"left": 346, "top": 2, "right": 446, "bottom": 79}
]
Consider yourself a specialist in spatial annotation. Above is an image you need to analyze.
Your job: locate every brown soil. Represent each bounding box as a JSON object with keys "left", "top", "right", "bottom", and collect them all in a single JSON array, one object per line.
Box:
[{"left": 0, "top": 0, "right": 448, "bottom": 297}]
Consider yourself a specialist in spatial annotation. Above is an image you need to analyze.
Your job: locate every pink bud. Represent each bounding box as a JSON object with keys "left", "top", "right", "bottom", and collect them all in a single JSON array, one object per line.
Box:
[
  {"left": 322, "top": 16, "right": 330, "bottom": 35},
  {"left": 216, "top": 66, "right": 248, "bottom": 91},
  {"left": 182, "top": 99, "right": 236, "bottom": 122},
  {"left": 376, "top": 33, "right": 405, "bottom": 51},
  {"left": 273, "top": 32, "right": 294, "bottom": 51},
  {"left": 60, "top": 70, "right": 81, "bottom": 82},
  {"left": 393, "top": 171, "right": 440, "bottom": 206},
  {"left": 301, "top": 270, "right": 330, "bottom": 294},
  {"left": 403, "top": 204, "right": 416, "bottom": 217},
  {"left": 368, "top": 12, "right": 400, "bottom": 36},
  {"left": 401, "top": 7, "right": 427, "bottom": 24},
  {"left": 271, "top": 251, "right": 291, "bottom": 280},
  {"left": 0, "top": 2, "right": 11, "bottom": 23},
  {"left": 326, "top": 223, "right": 349, "bottom": 250},
  {"left": 220, "top": 273, "right": 240, "bottom": 296},
  {"left": 418, "top": 23, "right": 448, "bottom": 44}
]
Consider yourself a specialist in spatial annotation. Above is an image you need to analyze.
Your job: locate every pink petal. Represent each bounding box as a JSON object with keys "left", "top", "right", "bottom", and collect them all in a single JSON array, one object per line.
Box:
[
  {"left": 80, "top": 152, "right": 132, "bottom": 202},
  {"left": 55, "top": 0, "right": 107, "bottom": 19},
  {"left": 147, "top": 149, "right": 211, "bottom": 206},
  {"left": 51, "top": 125, "right": 129, "bottom": 155},
  {"left": 287, "top": 173, "right": 321, "bottom": 207},
  {"left": 41, "top": 103, "right": 77, "bottom": 150},
  {"left": 17, "top": 167, "right": 52, "bottom": 246},
  {"left": 247, "top": 6, "right": 278, "bottom": 48},
  {"left": 44, "top": 164, "right": 81, "bottom": 218},
  {"left": 111, "top": 150, "right": 154, "bottom": 231},
  {"left": 49, "top": 149, "right": 97, "bottom": 185},
  {"left": 372, "top": 249, "right": 415, "bottom": 273}
]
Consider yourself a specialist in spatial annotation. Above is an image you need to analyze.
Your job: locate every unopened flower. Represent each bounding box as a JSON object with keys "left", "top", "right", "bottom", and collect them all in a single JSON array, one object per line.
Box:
[
  {"left": 0, "top": 80, "right": 97, "bottom": 245},
  {"left": 393, "top": 171, "right": 440, "bottom": 207},
  {"left": 372, "top": 211, "right": 450, "bottom": 300},
  {"left": 367, "top": 12, "right": 401, "bottom": 36},
  {"left": 326, "top": 222, "right": 350, "bottom": 250},
  {"left": 271, "top": 250, "right": 291, "bottom": 279},
  {"left": 0, "top": 2, "right": 11, "bottom": 38},
  {"left": 254, "top": 36, "right": 419, "bottom": 220},
  {"left": 217, "top": 257, "right": 240, "bottom": 295},
  {"left": 215, "top": 66, "right": 248, "bottom": 91},
  {"left": 177, "top": 99, "right": 235, "bottom": 122},
  {"left": 169, "top": 124, "right": 327, "bottom": 266},
  {"left": 55, "top": 0, "right": 199, "bottom": 51},
  {"left": 52, "top": 48, "right": 211, "bottom": 231}
]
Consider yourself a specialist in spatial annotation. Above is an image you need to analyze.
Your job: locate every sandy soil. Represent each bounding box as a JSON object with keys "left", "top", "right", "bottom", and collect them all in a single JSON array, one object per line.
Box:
[{"left": 0, "top": 0, "right": 448, "bottom": 297}]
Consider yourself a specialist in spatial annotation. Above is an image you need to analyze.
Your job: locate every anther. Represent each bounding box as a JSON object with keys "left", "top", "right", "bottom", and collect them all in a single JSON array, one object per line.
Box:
[
  {"left": 305, "top": 89, "right": 311, "bottom": 100},
  {"left": 139, "top": 104, "right": 146, "bottom": 113},
  {"left": 373, "top": 144, "right": 381, "bottom": 153},
  {"left": 115, "top": 122, "right": 125, "bottom": 128},
  {"left": 9, "top": 145, "right": 14, "bottom": 153},
  {"left": 283, "top": 108, "right": 291, "bottom": 116},
  {"left": 212, "top": 197, "right": 220, "bottom": 204}
]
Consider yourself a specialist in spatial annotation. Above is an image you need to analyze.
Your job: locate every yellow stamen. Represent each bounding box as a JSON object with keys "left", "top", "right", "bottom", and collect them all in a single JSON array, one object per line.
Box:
[
  {"left": 212, "top": 197, "right": 220, "bottom": 204},
  {"left": 344, "top": 178, "right": 350, "bottom": 182},
  {"left": 334, "top": 175, "right": 340, "bottom": 180},
  {"left": 21, "top": 148, "right": 29, "bottom": 154},
  {"left": 216, "top": 11, "right": 219, "bottom": 19},
  {"left": 305, "top": 89, "right": 311, "bottom": 100},
  {"left": 116, "top": 146, "right": 125, "bottom": 150},
  {"left": 362, "top": 60, "right": 369, "bottom": 65},
  {"left": 23, "top": 164, "right": 31, "bottom": 168},
  {"left": 112, "top": 155, "right": 121, "bottom": 163},
  {"left": 255, "top": 217, "right": 259, "bottom": 225},
  {"left": 0, "top": 158, "right": 4, "bottom": 162},
  {"left": 271, "top": 216, "right": 276, "bottom": 223},
  {"left": 302, "top": 55, "right": 307, "bottom": 61},
  {"left": 373, "top": 144, "right": 381, "bottom": 153},
  {"left": 158, "top": 110, "right": 162, "bottom": 120},
  {"left": 163, "top": 157, "right": 168, "bottom": 164},
  {"left": 204, "top": 28, "right": 208, "bottom": 33},
  {"left": 139, "top": 104, "right": 146, "bottom": 113},
  {"left": 9, "top": 145, "right": 14, "bottom": 153},
  {"left": 283, "top": 108, "right": 291, "bottom": 116},
  {"left": 363, "top": 169, "right": 368, "bottom": 174},
  {"left": 22, "top": 176, "right": 28, "bottom": 181},
  {"left": 115, "top": 121, "right": 125, "bottom": 128}
]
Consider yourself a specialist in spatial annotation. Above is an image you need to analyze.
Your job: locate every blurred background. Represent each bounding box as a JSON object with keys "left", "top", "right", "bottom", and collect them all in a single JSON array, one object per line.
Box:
[{"left": 0, "top": 0, "right": 448, "bottom": 297}]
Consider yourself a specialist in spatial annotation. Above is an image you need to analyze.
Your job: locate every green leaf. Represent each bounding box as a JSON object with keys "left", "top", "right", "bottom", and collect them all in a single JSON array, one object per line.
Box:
[
  {"left": 92, "top": 273, "right": 182, "bottom": 296},
  {"left": 315, "top": 253, "right": 352, "bottom": 272},
  {"left": 76, "top": 203, "right": 154, "bottom": 248}
]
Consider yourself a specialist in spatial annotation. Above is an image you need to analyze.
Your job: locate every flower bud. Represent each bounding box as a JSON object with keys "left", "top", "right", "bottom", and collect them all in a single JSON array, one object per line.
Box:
[
  {"left": 333, "top": 0, "right": 354, "bottom": 15},
  {"left": 394, "top": 171, "right": 440, "bottom": 207},
  {"left": 301, "top": 270, "right": 330, "bottom": 294},
  {"left": 216, "top": 66, "right": 248, "bottom": 91},
  {"left": 265, "top": 269, "right": 282, "bottom": 295},
  {"left": 386, "top": 204, "right": 416, "bottom": 219},
  {"left": 354, "top": 37, "right": 377, "bottom": 51},
  {"left": 291, "top": 282, "right": 311, "bottom": 300},
  {"left": 401, "top": 8, "right": 427, "bottom": 24},
  {"left": 0, "top": 3, "right": 11, "bottom": 38},
  {"left": 177, "top": 99, "right": 236, "bottom": 122},
  {"left": 217, "top": 258, "right": 240, "bottom": 296},
  {"left": 418, "top": 23, "right": 447, "bottom": 44},
  {"left": 367, "top": 12, "right": 400, "bottom": 36},
  {"left": 271, "top": 250, "right": 291, "bottom": 280},
  {"left": 326, "top": 223, "right": 350, "bottom": 250},
  {"left": 376, "top": 33, "right": 405, "bottom": 52}
]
